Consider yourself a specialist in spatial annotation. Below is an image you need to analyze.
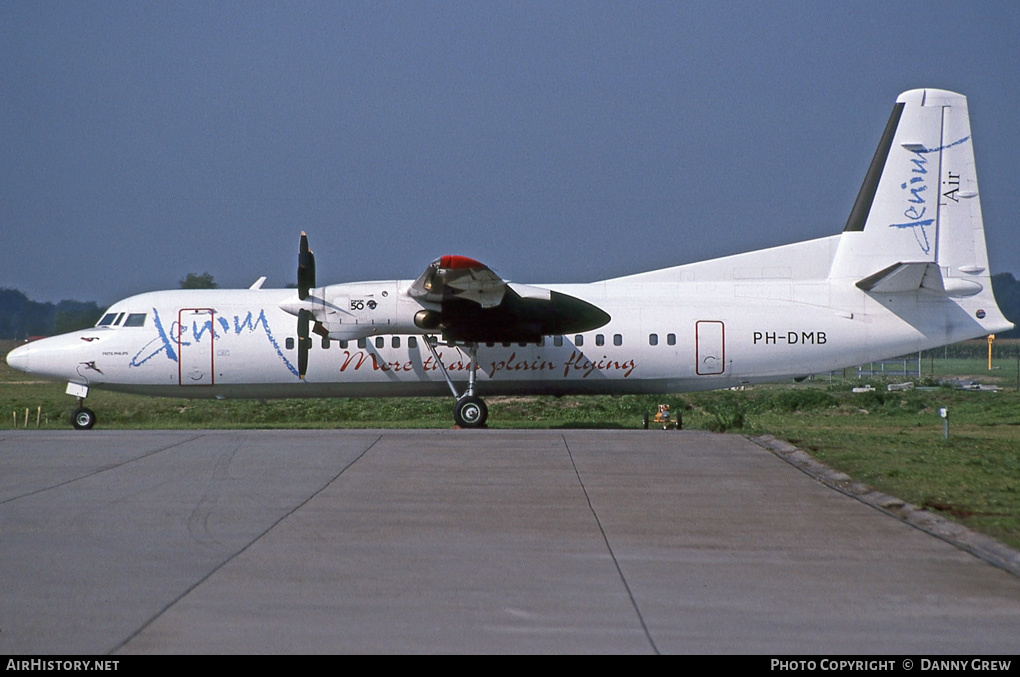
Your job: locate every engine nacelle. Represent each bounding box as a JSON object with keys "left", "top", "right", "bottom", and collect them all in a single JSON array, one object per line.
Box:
[{"left": 414, "top": 309, "right": 442, "bottom": 330}]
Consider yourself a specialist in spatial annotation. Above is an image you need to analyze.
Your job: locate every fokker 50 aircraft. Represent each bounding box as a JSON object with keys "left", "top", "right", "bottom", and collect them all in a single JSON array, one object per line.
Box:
[{"left": 6, "top": 89, "right": 1014, "bottom": 429}]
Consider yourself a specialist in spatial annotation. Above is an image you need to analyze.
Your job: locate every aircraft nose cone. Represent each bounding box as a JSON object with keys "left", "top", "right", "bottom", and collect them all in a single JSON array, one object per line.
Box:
[{"left": 5, "top": 343, "right": 31, "bottom": 373}]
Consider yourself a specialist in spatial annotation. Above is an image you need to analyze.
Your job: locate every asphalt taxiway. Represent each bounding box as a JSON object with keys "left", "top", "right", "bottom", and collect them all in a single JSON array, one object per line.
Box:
[{"left": 2, "top": 429, "right": 1019, "bottom": 654}]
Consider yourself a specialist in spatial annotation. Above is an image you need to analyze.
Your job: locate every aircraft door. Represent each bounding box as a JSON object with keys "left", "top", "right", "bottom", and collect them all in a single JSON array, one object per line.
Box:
[
  {"left": 696, "top": 320, "right": 725, "bottom": 375},
  {"left": 178, "top": 308, "right": 215, "bottom": 386}
]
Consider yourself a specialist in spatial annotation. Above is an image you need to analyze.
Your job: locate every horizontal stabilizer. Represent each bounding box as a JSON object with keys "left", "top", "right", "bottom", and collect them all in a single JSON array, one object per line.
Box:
[
  {"left": 856, "top": 261, "right": 983, "bottom": 297},
  {"left": 856, "top": 262, "right": 932, "bottom": 292}
]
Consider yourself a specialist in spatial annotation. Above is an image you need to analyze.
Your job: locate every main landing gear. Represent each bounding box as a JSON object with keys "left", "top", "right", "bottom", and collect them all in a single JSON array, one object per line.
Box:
[{"left": 422, "top": 337, "right": 488, "bottom": 428}]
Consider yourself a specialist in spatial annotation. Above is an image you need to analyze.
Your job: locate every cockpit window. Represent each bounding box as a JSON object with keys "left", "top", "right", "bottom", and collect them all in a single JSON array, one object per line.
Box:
[{"left": 96, "top": 312, "right": 146, "bottom": 327}]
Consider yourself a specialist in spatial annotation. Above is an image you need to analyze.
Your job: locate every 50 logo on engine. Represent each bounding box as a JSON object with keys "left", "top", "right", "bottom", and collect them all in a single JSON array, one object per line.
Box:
[{"left": 349, "top": 299, "right": 378, "bottom": 311}]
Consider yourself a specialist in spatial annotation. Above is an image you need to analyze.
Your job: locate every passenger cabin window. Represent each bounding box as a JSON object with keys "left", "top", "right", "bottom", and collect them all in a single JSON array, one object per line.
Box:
[
  {"left": 595, "top": 334, "right": 605, "bottom": 347},
  {"left": 321, "top": 337, "right": 330, "bottom": 349},
  {"left": 667, "top": 333, "right": 676, "bottom": 346},
  {"left": 553, "top": 336, "right": 563, "bottom": 347},
  {"left": 408, "top": 336, "right": 417, "bottom": 349},
  {"left": 339, "top": 340, "right": 349, "bottom": 349},
  {"left": 357, "top": 339, "right": 366, "bottom": 349},
  {"left": 375, "top": 337, "right": 385, "bottom": 349},
  {"left": 392, "top": 337, "right": 401, "bottom": 348},
  {"left": 613, "top": 334, "right": 622, "bottom": 346},
  {"left": 574, "top": 335, "right": 584, "bottom": 347},
  {"left": 286, "top": 338, "right": 295, "bottom": 350},
  {"left": 649, "top": 334, "right": 658, "bottom": 346},
  {"left": 123, "top": 313, "right": 146, "bottom": 327}
]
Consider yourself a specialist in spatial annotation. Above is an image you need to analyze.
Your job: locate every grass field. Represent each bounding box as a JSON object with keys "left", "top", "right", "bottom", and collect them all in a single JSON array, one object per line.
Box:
[{"left": 3, "top": 339, "right": 1019, "bottom": 549}]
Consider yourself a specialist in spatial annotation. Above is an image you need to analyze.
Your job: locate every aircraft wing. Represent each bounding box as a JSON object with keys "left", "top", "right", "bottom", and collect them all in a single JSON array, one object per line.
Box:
[
  {"left": 409, "top": 255, "right": 508, "bottom": 308},
  {"left": 408, "top": 255, "right": 610, "bottom": 343}
]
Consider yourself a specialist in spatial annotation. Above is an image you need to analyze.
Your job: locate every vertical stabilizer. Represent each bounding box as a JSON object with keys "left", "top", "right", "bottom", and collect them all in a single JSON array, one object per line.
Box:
[
  {"left": 832, "top": 89, "right": 1011, "bottom": 334},
  {"left": 836, "top": 89, "right": 987, "bottom": 275},
  {"left": 836, "top": 88, "right": 987, "bottom": 273}
]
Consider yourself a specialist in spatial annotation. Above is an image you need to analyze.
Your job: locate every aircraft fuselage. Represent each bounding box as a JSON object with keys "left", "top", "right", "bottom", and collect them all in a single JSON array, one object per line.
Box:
[{"left": 10, "top": 236, "right": 998, "bottom": 403}]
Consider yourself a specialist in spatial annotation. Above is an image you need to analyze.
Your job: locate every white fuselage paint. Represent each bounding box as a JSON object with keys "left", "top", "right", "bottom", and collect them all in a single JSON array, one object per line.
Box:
[{"left": 10, "top": 233, "right": 1005, "bottom": 402}]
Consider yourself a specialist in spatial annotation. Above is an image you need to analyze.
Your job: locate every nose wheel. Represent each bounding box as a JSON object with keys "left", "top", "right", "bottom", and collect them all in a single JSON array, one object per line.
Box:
[{"left": 72, "top": 406, "right": 96, "bottom": 430}]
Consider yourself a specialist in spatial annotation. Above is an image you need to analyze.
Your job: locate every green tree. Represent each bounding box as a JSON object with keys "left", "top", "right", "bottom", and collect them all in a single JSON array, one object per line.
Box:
[
  {"left": 53, "top": 300, "right": 103, "bottom": 334},
  {"left": 180, "top": 272, "right": 219, "bottom": 289},
  {"left": 0, "top": 289, "right": 101, "bottom": 339},
  {"left": 0, "top": 288, "right": 53, "bottom": 339}
]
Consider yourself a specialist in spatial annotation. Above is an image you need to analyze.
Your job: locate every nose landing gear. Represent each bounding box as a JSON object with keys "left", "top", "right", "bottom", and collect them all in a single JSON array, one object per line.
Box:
[{"left": 67, "top": 383, "right": 95, "bottom": 430}]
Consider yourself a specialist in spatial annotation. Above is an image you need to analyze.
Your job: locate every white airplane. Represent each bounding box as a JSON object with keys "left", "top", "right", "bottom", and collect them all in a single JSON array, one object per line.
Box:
[{"left": 6, "top": 88, "right": 1013, "bottom": 429}]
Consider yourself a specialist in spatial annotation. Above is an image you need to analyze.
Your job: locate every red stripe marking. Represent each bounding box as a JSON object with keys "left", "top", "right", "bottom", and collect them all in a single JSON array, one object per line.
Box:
[{"left": 439, "top": 255, "right": 484, "bottom": 269}]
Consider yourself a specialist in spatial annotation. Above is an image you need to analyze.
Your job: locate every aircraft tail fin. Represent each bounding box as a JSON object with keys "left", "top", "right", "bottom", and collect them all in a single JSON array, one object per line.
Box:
[
  {"left": 832, "top": 89, "right": 1011, "bottom": 331},
  {"left": 835, "top": 89, "right": 985, "bottom": 277}
]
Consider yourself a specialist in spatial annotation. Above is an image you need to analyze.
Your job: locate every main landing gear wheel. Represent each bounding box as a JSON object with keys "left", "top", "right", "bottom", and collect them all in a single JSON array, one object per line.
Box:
[
  {"left": 454, "top": 396, "right": 488, "bottom": 428},
  {"left": 72, "top": 407, "right": 96, "bottom": 430}
]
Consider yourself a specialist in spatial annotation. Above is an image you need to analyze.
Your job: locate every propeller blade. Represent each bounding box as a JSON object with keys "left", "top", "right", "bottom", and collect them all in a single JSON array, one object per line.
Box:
[
  {"left": 298, "top": 231, "right": 316, "bottom": 300},
  {"left": 298, "top": 308, "right": 311, "bottom": 378}
]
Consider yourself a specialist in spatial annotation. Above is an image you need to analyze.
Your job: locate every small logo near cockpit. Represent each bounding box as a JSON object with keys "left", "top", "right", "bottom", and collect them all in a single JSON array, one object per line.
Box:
[{"left": 79, "top": 361, "right": 104, "bottom": 374}]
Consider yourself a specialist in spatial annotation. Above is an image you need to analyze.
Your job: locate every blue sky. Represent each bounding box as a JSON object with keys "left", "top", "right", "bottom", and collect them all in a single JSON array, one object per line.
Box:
[{"left": 3, "top": 1, "right": 1018, "bottom": 304}]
